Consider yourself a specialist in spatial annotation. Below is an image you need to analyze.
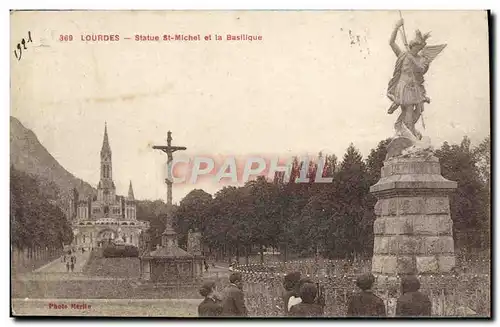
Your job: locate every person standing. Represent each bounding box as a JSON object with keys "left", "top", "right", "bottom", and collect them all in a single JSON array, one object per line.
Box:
[
  {"left": 198, "top": 281, "right": 223, "bottom": 317},
  {"left": 221, "top": 272, "right": 248, "bottom": 317},
  {"left": 347, "top": 273, "right": 386, "bottom": 317},
  {"left": 66, "top": 261, "right": 70, "bottom": 272},
  {"left": 288, "top": 283, "right": 324, "bottom": 317},
  {"left": 396, "top": 275, "right": 432, "bottom": 317},
  {"left": 282, "top": 272, "right": 301, "bottom": 315},
  {"left": 287, "top": 277, "right": 314, "bottom": 311}
]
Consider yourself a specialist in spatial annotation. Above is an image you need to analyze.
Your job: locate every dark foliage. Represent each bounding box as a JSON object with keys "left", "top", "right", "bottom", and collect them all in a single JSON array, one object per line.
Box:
[
  {"left": 11, "top": 166, "right": 73, "bottom": 250},
  {"left": 172, "top": 135, "right": 490, "bottom": 261}
]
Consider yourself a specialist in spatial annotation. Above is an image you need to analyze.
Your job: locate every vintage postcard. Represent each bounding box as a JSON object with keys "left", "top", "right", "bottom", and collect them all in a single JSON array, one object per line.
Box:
[{"left": 10, "top": 10, "right": 490, "bottom": 317}]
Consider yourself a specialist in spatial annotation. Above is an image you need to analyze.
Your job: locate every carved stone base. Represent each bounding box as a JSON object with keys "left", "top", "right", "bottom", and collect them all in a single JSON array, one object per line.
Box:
[{"left": 370, "top": 153, "right": 457, "bottom": 276}]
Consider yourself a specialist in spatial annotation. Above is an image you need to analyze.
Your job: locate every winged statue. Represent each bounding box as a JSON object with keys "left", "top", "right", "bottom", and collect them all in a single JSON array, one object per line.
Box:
[{"left": 386, "top": 19, "right": 446, "bottom": 142}]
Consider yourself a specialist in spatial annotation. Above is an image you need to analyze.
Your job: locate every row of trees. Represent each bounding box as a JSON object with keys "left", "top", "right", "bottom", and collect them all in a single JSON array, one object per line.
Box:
[
  {"left": 171, "top": 140, "right": 389, "bottom": 262},
  {"left": 11, "top": 166, "right": 73, "bottom": 250},
  {"left": 10, "top": 135, "right": 489, "bottom": 263},
  {"left": 146, "top": 135, "right": 490, "bottom": 262}
]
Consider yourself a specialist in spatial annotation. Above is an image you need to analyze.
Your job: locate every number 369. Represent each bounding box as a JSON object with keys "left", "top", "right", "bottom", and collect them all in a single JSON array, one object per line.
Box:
[{"left": 59, "top": 35, "right": 73, "bottom": 41}]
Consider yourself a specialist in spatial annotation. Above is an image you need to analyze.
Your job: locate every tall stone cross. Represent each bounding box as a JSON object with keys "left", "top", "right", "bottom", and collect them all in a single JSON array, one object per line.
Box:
[{"left": 152, "top": 131, "right": 187, "bottom": 230}]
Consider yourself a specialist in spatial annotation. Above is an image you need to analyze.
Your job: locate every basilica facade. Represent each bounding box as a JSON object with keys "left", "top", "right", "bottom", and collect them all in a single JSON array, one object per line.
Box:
[{"left": 69, "top": 124, "right": 149, "bottom": 250}]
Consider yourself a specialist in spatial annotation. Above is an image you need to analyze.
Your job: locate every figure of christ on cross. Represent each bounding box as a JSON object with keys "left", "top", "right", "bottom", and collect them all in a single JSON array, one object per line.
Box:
[{"left": 152, "top": 131, "right": 187, "bottom": 227}]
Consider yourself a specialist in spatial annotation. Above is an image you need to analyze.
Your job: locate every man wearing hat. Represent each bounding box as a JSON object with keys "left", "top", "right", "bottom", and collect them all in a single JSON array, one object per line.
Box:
[
  {"left": 198, "top": 281, "right": 223, "bottom": 317},
  {"left": 347, "top": 273, "right": 386, "bottom": 317},
  {"left": 221, "top": 272, "right": 248, "bottom": 317},
  {"left": 282, "top": 271, "right": 301, "bottom": 315},
  {"left": 396, "top": 275, "right": 432, "bottom": 317},
  {"left": 288, "top": 282, "right": 324, "bottom": 317}
]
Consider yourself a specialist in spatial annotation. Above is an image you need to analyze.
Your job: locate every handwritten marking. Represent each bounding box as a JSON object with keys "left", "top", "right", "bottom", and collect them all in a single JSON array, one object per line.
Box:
[{"left": 14, "top": 31, "right": 33, "bottom": 61}]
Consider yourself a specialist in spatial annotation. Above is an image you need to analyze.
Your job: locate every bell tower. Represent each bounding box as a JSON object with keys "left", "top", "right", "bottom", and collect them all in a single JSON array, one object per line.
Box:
[{"left": 97, "top": 122, "right": 116, "bottom": 204}]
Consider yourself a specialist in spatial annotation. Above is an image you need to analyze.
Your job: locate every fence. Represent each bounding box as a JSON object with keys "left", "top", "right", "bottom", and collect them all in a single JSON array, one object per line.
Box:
[
  {"left": 234, "top": 258, "right": 491, "bottom": 317},
  {"left": 11, "top": 246, "right": 63, "bottom": 274}
]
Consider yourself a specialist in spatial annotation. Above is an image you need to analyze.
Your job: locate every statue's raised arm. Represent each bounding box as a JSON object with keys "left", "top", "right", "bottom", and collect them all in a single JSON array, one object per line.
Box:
[{"left": 389, "top": 19, "right": 404, "bottom": 57}]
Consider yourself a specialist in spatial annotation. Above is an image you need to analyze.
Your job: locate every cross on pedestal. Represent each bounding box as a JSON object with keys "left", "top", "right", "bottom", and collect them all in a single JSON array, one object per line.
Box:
[{"left": 152, "top": 131, "right": 187, "bottom": 232}]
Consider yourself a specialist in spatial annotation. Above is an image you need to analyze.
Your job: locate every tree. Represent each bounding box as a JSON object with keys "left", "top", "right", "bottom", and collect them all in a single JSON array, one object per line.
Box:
[
  {"left": 10, "top": 167, "right": 73, "bottom": 250},
  {"left": 324, "top": 154, "right": 338, "bottom": 177},
  {"left": 435, "top": 136, "right": 489, "bottom": 251},
  {"left": 173, "top": 189, "right": 213, "bottom": 249},
  {"left": 474, "top": 135, "right": 491, "bottom": 189},
  {"left": 169, "top": 135, "right": 491, "bottom": 264},
  {"left": 299, "top": 192, "right": 334, "bottom": 257},
  {"left": 203, "top": 186, "right": 250, "bottom": 262},
  {"left": 334, "top": 143, "right": 369, "bottom": 259},
  {"left": 473, "top": 135, "right": 491, "bottom": 249},
  {"left": 245, "top": 176, "right": 282, "bottom": 263},
  {"left": 279, "top": 156, "right": 321, "bottom": 258},
  {"left": 136, "top": 199, "right": 169, "bottom": 248},
  {"left": 366, "top": 138, "right": 392, "bottom": 186},
  {"left": 337, "top": 144, "right": 368, "bottom": 197}
]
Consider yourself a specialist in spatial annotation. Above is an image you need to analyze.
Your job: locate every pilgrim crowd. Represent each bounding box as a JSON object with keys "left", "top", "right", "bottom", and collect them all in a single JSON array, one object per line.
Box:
[{"left": 197, "top": 271, "right": 432, "bottom": 317}]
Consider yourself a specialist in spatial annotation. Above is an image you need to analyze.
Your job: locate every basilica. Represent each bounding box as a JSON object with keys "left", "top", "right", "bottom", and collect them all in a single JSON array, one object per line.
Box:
[{"left": 69, "top": 124, "right": 149, "bottom": 250}]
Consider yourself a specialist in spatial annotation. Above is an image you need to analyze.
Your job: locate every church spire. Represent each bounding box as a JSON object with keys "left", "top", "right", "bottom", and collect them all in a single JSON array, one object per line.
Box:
[
  {"left": 99, "top": 122, "right": 114, "bottom": 187},
  {"left": 128, "top": 180, "right": 135, "bottom": 200},
  {"left": 101, "top": 122, "right": 111, "bottom": 155},
  {"left": 97, "top": 122, "right": 115, "bottom": 204}
]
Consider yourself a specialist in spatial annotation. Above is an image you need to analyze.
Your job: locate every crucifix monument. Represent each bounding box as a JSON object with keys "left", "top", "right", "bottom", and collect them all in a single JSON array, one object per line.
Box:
[
  {"left": 139, "top": 131, "right": 204, "bottom": 282},
  {"left": 152, "top": 131, "right": 187, "bottom": 245}
]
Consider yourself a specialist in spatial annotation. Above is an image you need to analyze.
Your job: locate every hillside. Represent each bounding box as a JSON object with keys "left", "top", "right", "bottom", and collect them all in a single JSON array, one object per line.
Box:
[{"left": 10, "top": 116, "right": 96, "bottom": 200}]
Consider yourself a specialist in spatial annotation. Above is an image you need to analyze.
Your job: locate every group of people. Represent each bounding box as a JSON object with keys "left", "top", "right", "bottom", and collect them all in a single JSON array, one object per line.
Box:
[
  {"left": 198, "top": 272, "right": 248, "bottom": 317},
  {"left": 198, "top": 271, "right": 432, "bottom": 317},
  {"left": 283, "top": 271, "right": 432, "bottom": 317},
  {"left": 349, "top": 273, "right": 431, "bottom": 317},
  {"left": 282, "top": 272, "right": 325, "bottom": 317},
  {"left": 62, "top": 250, "right": 77, "bottom": 273}
]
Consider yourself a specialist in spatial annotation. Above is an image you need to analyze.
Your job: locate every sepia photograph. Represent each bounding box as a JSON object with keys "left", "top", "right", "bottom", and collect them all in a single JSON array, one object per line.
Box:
[{"left": 10, "top": 10, "right": 491, "bottom": 318}]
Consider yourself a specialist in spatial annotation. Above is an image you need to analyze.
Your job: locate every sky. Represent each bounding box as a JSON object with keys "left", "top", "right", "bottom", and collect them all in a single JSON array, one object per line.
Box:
[{"left": 10, "top": 10, "right": 490, "bottom": 203}]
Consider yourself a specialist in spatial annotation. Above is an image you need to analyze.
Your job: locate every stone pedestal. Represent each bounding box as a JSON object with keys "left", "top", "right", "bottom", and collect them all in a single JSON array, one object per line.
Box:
[
  {"left": 187, "top": 230, "right": 202, "bottom": 256},
  {"left": 370, "top": 153, "right": 457, "bottom": 276},
  {"left": 140, "top": 224, "right": 204, "bottom": 283}
]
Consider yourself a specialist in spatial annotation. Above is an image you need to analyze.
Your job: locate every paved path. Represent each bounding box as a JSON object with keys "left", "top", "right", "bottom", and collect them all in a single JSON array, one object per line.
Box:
[
  {"left": 12, "top": 298, "right": 200, "bottom": 317},
  {"left": 14, "top": 255, "right": 229, "bottom": 282},
  {"left": 34, "top": 251, "right": 91, "bottom": 273},
  {"left": 203, "top": 265, "right": 230, "bottom": 279}
]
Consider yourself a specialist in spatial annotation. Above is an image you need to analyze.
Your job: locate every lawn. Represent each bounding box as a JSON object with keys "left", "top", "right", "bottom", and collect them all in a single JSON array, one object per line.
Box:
[{"left": 83, "top": 256, "right": 141, "bottom": 279}]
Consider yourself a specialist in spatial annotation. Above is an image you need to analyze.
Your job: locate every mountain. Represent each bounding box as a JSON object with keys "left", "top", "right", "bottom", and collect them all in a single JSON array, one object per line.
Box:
[{"left": 10, "top": 116, "right": 96, "bottom": 202}]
